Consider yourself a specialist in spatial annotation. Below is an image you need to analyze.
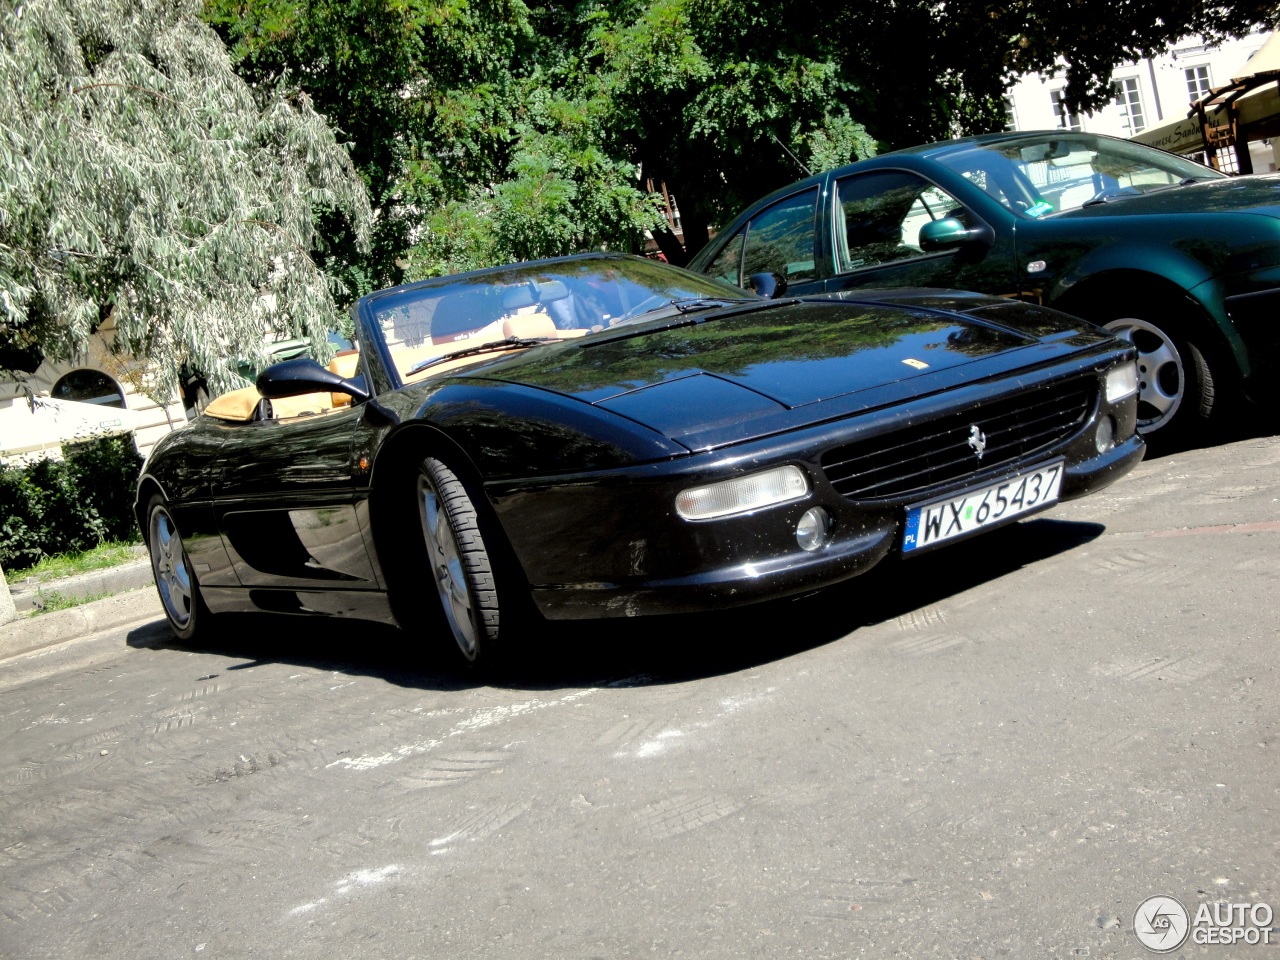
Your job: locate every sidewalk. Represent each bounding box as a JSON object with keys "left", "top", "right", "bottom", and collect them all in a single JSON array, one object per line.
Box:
[
  {"left": 0, "top": 559, "right": 161, "bottom": 663},
  {"left": 7, "top": 554, "right": 153, "bottom": 614}
]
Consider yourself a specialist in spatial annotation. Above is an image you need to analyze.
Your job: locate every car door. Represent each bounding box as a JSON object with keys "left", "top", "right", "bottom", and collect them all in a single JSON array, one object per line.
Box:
[
  {"left": 822, "top": 169, "right": 1018, "bottom": 298},
  {"left": 209, "top": 403, "right": 383, "bottom": 592}
]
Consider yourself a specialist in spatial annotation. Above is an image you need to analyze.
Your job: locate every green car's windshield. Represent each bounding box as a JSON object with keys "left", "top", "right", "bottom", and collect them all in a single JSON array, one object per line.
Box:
[
  {"left": 365, "top": 255, "right": 754, "bottom": 384},
  {"left": 933, "top": 134, "right": 1225, "bottom": 218}
]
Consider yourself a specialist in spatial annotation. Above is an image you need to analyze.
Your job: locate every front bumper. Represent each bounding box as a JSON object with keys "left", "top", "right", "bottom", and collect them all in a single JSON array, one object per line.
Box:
[
  {"left": 508, "top": 436, "right": 1142, "bottom": 619},
  {"left": 487, "top": 356, "right": 1145, "bottom": 620}
]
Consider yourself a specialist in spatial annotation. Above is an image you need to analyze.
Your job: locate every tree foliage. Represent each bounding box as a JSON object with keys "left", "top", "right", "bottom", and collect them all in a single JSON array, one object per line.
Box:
[
  {"left": 0, "top": 0, "right": 371, "bottom": 395},
  {"left": 567, "top": 0, "right": 878, "bottom": 261},
  {"left": 205, "top": 0, "right": 531, "bottom": 287},
  {"left": 575, "top": 0, "right": 1280, "bottom": 260}
]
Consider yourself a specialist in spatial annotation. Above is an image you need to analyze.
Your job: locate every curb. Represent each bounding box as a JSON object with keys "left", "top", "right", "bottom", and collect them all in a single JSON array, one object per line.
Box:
[
  {"left": 8, "top": 557, "right": 153, "bottom": 613},
  {"left": 0, "top": 587, "right": 163, "bottom": 663}
]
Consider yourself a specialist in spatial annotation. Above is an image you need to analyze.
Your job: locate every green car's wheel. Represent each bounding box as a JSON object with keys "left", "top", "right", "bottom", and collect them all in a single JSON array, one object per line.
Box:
[{"left": 1102, "top": 315, "right": 1216, "bottom": 440}]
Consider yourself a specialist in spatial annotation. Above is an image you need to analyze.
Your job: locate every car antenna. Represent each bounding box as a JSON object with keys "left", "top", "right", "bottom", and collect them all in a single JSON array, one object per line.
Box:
[{"left": 769, "top": 132, "right": 811, "bottom": 176}]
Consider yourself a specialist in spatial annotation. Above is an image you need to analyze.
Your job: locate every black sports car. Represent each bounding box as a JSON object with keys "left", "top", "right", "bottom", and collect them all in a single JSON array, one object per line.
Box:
[{"left": 138, "top": 254, "right": 1145, "bottom": 664}]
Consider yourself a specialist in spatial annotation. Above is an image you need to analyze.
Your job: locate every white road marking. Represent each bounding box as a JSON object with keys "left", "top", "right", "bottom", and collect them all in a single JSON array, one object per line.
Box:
[{"left": 326, "top": 690, "right": 596, "bottom": 770}]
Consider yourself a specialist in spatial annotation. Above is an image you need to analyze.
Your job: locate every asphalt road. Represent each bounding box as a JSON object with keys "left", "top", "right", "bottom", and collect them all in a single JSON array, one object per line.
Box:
[{"left": 1, "top": 427, "right": 1278, "bottom": 960}]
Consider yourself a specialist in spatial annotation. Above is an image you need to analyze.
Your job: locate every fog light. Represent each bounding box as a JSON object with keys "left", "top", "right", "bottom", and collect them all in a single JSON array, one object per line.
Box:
[
  {"left": 1105, "top": 362, "right": 1139, "bottom": 403},
  {"left": 1095, "top": 415, "right": 1116, "bottom": 453},
  {"left": 675, "top": 465, "right": 809, "bottom": 520},
  {"left": 796, "top": 507, "right": 831, "bottom": 551}
]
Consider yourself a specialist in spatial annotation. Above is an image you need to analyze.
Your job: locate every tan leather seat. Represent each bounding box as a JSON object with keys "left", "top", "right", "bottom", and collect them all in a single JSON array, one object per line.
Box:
[
  {"left": 328, "top": 351, "right": 361, "bottom": 408},
  {"left": 502, "top": 314, "right": 557, "bottom": 340}
]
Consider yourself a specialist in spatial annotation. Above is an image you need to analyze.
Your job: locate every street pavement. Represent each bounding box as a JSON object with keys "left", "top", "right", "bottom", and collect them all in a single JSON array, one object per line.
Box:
[{"left": 0, "top": 426, "right": 1277, "bottom": 959}]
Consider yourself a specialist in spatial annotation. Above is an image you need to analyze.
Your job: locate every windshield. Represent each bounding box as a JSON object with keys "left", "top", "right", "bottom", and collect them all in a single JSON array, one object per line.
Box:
[
  {"left": 933, "top": 134, "right": 1224, "bottom": 217},
  {"left": 363, "top": 255, "right": 753, "bottom": 384}
]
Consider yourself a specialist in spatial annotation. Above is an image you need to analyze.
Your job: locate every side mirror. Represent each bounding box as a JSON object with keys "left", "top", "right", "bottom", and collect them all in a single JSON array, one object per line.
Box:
[
  {"left": 918, "top": 217, "right": 995, "bottom": 253},
  {"left": 746, "top": 271, "right": 788, "bottom": 299},
  {"left": 256, "top": 358, "right": 370, "bottom": 403}
]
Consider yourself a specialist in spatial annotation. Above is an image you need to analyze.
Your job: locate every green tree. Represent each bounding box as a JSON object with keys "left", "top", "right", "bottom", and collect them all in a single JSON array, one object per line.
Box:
[
  {"left": 564, "top": 0, "right": 877, "bottom": 264},
  {"left": 403, "top": 74, "right": 668, "bottom": 278},
  {"left": 206, "top": 0, "right": 667, "bottom": 283},
  {"left": 0, "top": 0, "right": 371, "bottom": 395}
]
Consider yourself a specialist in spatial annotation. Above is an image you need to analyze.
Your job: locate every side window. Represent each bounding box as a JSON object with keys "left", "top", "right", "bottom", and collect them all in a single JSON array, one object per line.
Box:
[
  {"left": 835, "top": 172, "right": 965, "bottom": 273},
  {"left": 741, "top": 188, "right": 818, "bottom": 284},
  {"left": 901, "top": 183, "right": 966, "bottom": 247},
  {"left": 704, "top": 230, "right": 745, "bottom": 287}
]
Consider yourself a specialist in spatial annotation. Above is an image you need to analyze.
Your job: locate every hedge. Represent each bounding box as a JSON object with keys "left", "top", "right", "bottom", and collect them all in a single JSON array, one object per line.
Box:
[{"left": 0, "top": 436, "right": 144, "bottom": 570}]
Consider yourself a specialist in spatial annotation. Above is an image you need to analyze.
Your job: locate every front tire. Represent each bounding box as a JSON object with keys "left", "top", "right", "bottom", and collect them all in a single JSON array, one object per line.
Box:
[
  {"left": 146, "top": 495, "right": 211, "bottom": 643},
  {"left": 417, "top": 457, "right": 503, "bottom": 664},
  {"left": 1101, "top": 315, "right": 1216, "bottom": 440}
]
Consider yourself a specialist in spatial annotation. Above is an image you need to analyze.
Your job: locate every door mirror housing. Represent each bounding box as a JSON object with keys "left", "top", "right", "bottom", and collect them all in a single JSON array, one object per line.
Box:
[
  {"left": 918, "top": 217, "right": 995, "bottom": 252},
  {"left": 746, "top": 271, "right": 788, "bottom": 299},
  {"left": 256, "top": 358, "right": 370, "bottom": 403}
]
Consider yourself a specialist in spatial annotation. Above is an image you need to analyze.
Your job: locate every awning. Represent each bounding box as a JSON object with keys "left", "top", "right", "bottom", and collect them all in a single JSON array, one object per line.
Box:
[
  {"left": 0, "top": 395, "right": 148, "bottom": 463},
  {"left": 1132, "top": 31, "right": 1280, "bottom": 167}
]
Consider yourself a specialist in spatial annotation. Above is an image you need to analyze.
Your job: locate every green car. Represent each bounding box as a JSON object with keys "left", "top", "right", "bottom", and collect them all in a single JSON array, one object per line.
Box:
[{"left": 689, "top": 131, "right": 1280, "bottom": 441}]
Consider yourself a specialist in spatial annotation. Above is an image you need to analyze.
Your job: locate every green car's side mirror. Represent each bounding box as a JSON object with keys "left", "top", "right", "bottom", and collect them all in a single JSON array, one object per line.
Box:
[{"left": 919, "top": 217, "right": 995, "bottom": 252}]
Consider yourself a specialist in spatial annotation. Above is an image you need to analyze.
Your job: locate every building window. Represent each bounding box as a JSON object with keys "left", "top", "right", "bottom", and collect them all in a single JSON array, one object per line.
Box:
[
  {"left": 1003, "top": 96, "right": 1018, "bottom": 131},
  {"left": 51, "top": 369, "right": 126, "bottom": 409},
  {"left": 1113, "top": 78, "right": 1146, "bottom": 134},
  {"left": 1049, "top": 89, "right": 1081, "bottom": 131},
  {"left": 1185, "top": 65, "right": 1212, "bottom": 103}
]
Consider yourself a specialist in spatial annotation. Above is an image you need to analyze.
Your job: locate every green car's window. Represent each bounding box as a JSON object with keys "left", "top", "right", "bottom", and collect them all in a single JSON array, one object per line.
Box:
[
  {"left": 835, "top": 172, "right": 966, "bottom": 273},
  {"left": 934, "top": 134, "right": 1224, "bottom": 217},
  {"left": 704, "top": 230, "right": 746, "bottom": 287},
  {"left": 741, "top": 188, "right": 819, "bottom": 284}
]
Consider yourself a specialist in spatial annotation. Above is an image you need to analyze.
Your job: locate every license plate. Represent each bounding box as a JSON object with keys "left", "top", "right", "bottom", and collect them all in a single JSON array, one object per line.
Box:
[{"left": 902, "top": 459, "right": 1064, "bottom": 554}]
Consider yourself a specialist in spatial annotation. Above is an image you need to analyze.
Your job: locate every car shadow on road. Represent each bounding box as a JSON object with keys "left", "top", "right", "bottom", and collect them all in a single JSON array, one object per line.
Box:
[
  {"left": 496, "top": 516, "right": 1105, "bottom": 690},
  {"left": 126, "top": 516, "right": 1103, "bottom": 692}
]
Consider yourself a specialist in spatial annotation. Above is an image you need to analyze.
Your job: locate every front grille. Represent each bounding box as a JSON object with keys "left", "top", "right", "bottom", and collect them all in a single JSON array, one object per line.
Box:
[{"left": 822, "top": 376, "right": 1095, "bottom": 500}]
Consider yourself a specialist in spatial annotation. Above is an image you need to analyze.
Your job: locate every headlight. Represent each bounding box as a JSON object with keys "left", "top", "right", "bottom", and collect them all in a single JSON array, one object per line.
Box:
[
  {"left": 1105, "top": 362, "right": 1139, "bottom": 403},
  {"left": 675, "top": 465, "right": 809, "bottom": 521}
]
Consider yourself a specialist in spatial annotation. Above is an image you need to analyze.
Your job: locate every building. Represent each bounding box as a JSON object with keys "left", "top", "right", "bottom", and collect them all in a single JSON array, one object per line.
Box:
[
  {"left": 0, "top": 314, "right": 188, "bottom": 467},
  {"left": 1005, "top": 28, "right": 1276, "bottom": 173}
]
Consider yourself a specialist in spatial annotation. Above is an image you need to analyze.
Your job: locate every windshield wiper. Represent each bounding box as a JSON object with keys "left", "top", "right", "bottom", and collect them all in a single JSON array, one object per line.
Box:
[
  {"left": 406, "top": 336, "right": 555, "bottom": 376},
  {"left": 1081, "top": 190, "right": 1134, "bottom": 208},
  {"left": 611, "top": 296, "right": 751, "bottom": 326},
  {"left": 672, "top": 296, "right": 751, "bottom": 312},
  {"left": 1083, "top": 177, "right": 1212, "bottom": 208}
]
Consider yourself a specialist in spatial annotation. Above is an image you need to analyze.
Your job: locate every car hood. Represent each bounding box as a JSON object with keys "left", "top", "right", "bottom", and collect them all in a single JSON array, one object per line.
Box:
[
  {"left": 1057, "top": 173, "right": 1280, "bottom": 220},
  {"left": 463, "top": 298, "right": 1110, "bottom": 450}
]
